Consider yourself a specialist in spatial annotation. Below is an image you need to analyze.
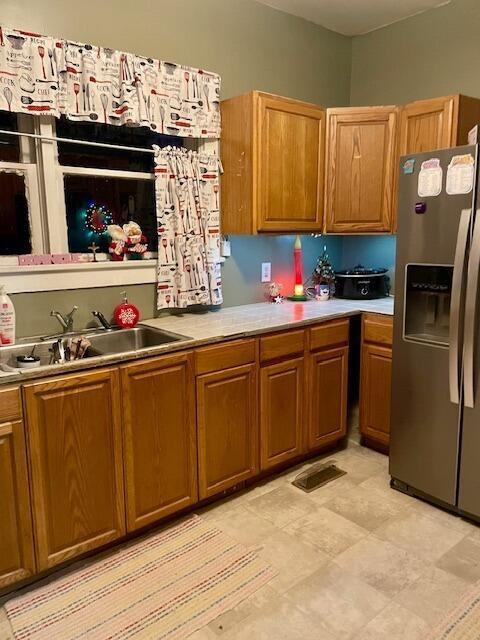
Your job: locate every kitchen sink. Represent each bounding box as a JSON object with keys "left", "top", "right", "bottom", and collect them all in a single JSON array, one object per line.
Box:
[
  {"left": 0, "top": 337, "right": 100, "bottom": 370},
  {"left": 0, "top": 326, "right": 190, "bottom": 371},
  {"left": 87, "top": 326, "right": 190, "bottom": 354}
]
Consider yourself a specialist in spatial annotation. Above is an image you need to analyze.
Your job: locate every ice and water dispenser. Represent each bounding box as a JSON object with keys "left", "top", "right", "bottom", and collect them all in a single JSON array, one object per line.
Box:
[{"left": 404, "top": 265, "right": 452, "bottom": 346}]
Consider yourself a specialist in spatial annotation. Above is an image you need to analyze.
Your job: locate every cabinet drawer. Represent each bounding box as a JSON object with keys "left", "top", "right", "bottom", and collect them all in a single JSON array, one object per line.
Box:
[
  {"left": 310, "top": 319, "right": 349, "bottom": 351},
  {"left": 363, "top": 314, "right": 393, "bottom": 346},
  {"left": 260, "top": 329, "right": 305, "bottom": 363},
  {"left": 0, "top": 386, "right": 22, "bottom": 422},
  {"left": 195, "top": 339, "right": 256, "bottom": 375}
]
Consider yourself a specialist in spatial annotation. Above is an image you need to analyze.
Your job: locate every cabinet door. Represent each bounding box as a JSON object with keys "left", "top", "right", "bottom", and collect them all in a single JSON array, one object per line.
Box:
[
  {"left": 399, "top": 96, "right": 457, "bottom": 156},
  {"left": 24, "top": 369, "right": 125, "bottom": 570},
  {"left": 121, "top": 352, "right": 197, "bottom": 532},
  {"left": 325, "top": 107, "right": 397, "bottom": 233},
  {"left": 257, "top": 93, "right": 325, "bottom": 232},
  {"left": 308, "top": 346, "right": 348, "bottom": 450},
  {"left": 260, "top": 357, "right": 304, "bottom": 470},
  {"left": 0, "top": 420, "right": 36, "bottom": 590},
  {"left": 197, "top": 364, "right": 258, "bottom": 499},
  {"left": 359, "top": 343, "right": 392, "bottom": 446}
]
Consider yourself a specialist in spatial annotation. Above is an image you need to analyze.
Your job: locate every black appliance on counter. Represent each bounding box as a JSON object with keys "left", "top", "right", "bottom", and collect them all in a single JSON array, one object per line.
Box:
[{"left": 334, "top": 265, "right": 390, "bottom": 300}]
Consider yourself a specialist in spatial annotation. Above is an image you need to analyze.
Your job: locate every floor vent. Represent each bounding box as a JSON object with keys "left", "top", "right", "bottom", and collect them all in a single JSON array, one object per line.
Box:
[{"left": 292, "top": 462, "right": 346, "bottom": 493}]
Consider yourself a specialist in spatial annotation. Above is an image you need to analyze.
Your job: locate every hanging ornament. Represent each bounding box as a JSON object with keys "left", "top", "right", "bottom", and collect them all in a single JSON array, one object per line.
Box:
[
  {"left": 84, "top": 203, "right": 113, "bottom": 234},
  {"left": 113, "top": 291, "right": 140, "bottom": 329}
]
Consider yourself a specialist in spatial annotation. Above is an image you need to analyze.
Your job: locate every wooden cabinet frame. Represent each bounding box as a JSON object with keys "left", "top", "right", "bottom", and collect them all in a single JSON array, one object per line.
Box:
[
  {"left": 359, "top": 314, "right": 393, "bottom": 449},
  {"left": 24, "top": 368, "right": 126, "bottom": 570},
  {"left": 325, "top": 106, "right": 398, "bottom": 233},
  {"left": 121, "top": 352, "right": 198, "bottom": 532},
  {"left": 197, "top": 363, "right": 259, "bottom": 499},
  {"left": 308, "top": 345, "right": 349, "bottom": 450},
  {"left": 0, "top": 419, "right": 36, "bottom": 589},
  {"left": 221, "top": 91, "right": 325, "bottom": 234},
  {"left": 260, "top": 356, "right": 305, "bottom": 470}
]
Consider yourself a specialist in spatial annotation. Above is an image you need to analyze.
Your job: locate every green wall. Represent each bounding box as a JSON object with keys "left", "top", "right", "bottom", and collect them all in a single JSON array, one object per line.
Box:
[
  {"left": 3, "top": 0, "right": 351, "bottom": 106},
  {"left": 350, "top": 0, "right": 480, "bottom": 105},
  {"left": 2, "top": 0, "right": 352, "bottom": 337}
]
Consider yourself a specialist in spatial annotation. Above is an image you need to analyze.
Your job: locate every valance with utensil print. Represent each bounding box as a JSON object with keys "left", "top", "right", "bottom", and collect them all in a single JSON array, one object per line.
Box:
[{"left": 0, "top": 25, "right": 221, "bottom": 138}]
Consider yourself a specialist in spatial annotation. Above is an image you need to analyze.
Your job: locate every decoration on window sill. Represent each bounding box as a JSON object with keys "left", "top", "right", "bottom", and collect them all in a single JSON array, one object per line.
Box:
[
  {"left": 124, "top": 221, "right": 148, "bottom": 259},
  {"left": 88, "top": 242, "right": 100, "bottom": 262},
  {"left": 107, "top": 222, "right": 148, "bottom": 261},
  {"left": 84, "top": 203, "right": 113, "bottom": 235},
  {"left": 0, "top": 25, "right": 221, "bottom": 139},
  {"left": 18, "top": 253, "right": 82, "bottom": 266},
  {"left": 154, "top": 145, "right": 222, "bottom": 310},
  {"left": 265, "top": 281, "right": 284, "bottom": 304}
]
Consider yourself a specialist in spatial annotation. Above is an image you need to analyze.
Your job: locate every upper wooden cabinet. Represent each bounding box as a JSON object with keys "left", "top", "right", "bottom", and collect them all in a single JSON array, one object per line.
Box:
[
  {"left": 325, "top": 106, "right": 398, "bottom": 233},
  {"left": 0, "top": 388, "right": 36, "bottom": 591},
  {"left": 221, "top": 91, "right": 325, "bottom": 234},
  {"left": 399, "top": 94, "right": 480, "bottom": 156},
  {"left": 24, "top": 369, "right": 126, "bottom": 570},
  {"left": 120, "top": 352, "right": 198, "bottom": 532}
]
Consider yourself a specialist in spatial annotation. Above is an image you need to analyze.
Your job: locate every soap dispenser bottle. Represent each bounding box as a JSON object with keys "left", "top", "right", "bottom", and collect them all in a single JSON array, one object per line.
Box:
[{"left": 0, "top": 285, "right": 15, "bottom": 345}]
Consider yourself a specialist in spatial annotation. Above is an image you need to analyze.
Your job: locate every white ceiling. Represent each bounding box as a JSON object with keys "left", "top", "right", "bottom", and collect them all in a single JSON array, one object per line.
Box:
[{"left": 257, "top": 0, "right": 451, "bottom": 35}]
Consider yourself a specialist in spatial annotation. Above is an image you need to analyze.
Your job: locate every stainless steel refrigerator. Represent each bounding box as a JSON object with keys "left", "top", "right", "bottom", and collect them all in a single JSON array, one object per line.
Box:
[{"left": 390, "top": 144, "right": 480, "bottom": 522}]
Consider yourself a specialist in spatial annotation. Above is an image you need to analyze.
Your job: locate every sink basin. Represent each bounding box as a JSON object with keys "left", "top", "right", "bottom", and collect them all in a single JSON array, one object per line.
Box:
[
  {"left": 0, "top": 326, "right": 190, "bottom": 371},
  {"left": 86, "top": 326, "right": 190, "bottom": 355},
  {"left": 0, "top": 338, "right": 99, "bottom": 370}
]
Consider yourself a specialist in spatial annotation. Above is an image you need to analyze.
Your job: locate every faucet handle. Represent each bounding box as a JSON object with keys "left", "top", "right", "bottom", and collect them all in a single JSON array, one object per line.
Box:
[
  {"left": 92, "top": 310, "right": 112, "bottom": 330},
  {"left": 67, "top": 305, "right": 78, "bottom": 319}
]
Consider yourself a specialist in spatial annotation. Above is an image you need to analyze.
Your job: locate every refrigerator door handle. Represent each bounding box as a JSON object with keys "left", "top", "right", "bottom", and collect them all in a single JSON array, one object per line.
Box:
[
  {"left": 464, "top": 209, "right": 480, "bottom": 408},
  {"left": 450, "top": 208, "right": 472, "bottom": 405}
]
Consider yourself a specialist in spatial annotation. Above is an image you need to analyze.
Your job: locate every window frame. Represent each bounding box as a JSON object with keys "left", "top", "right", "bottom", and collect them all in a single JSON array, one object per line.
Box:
[{"left": 0, "top": 114, "right": 219, "bottom": 293}]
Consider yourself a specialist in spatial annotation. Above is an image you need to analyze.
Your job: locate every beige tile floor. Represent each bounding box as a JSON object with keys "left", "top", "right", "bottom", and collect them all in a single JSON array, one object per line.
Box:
[{"left": 1, "top": 441, "right": 479, "bottom": 640}]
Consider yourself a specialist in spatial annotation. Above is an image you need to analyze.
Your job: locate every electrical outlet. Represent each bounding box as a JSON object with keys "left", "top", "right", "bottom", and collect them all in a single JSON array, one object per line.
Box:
[
  {"left": 220, "top": 237, "right": 231, "bottom": 257},
  {"left": 261, "top": 262, "right": 271, "bottom": 283}
]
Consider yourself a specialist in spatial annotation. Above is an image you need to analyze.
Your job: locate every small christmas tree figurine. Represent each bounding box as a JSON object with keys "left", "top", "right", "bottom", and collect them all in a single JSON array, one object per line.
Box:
[{"left": 312, "top": 246, "right": 335, "bottom": 286}]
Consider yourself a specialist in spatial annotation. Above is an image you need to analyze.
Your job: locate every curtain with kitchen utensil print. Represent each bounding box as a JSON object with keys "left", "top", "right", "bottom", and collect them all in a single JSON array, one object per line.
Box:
[
  {"left": 154, "top": 146, "right": 222, "bottom": 309},
  {"left": 0, "top": 25, "right": 221, "bottom": 138}
]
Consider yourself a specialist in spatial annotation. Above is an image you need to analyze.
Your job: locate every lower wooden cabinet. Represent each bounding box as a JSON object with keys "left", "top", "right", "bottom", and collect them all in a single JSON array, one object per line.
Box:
[
  {"left": 359, "top": 314, "right": 393, "bottom": 448},
  {"left": 121, "top": 352, "right": 197, "bottom": 531},
  {"left": 24, "top": 369, "right": 126, "bottom": 570},
  {"left": 197, "top": 363, "right": 258, "bottom": 499},
  {"left": 2, "top": 318, "right": 363, "bottom": 592},
  {"left": 308, "top": 346, "right": 349, "bottom": 449},
  {"left": 0, "top": 418, "right": 36, "bottom": 590},
  {"left": 260, "top": 357, "right": 304, "bottom": 470}
]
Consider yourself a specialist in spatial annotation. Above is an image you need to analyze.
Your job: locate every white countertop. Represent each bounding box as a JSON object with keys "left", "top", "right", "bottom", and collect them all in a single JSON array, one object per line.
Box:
[
  {"left": 143, "top": 297, "right": 394, "bottom": 341},
  {"left": 0, "top": 297, "right": 394, "bottom": 385}
]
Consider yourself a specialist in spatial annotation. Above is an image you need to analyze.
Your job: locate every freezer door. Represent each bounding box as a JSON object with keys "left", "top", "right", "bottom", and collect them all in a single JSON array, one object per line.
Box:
[
  {"left": 390, "top": 146, "right": 477, "bottom": 505},
  {"left": 458, "top": 208, "right": 480, "bottom": 518}
]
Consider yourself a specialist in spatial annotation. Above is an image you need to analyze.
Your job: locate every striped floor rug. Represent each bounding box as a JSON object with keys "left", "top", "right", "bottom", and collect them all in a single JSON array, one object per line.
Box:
[
  {"left": 428, "top": 583, "right": 480, "bottom": 640},
  {"left": 5, "top": 515, "right": 277, "bottom": 640}
]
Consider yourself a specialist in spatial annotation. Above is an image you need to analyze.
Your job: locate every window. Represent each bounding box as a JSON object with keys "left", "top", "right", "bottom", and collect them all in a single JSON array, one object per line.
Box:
[
  {"left": 0, "top": 172, "right": 31, "bottom": 254},
  {"left": 0, "top": 113, "right": 217, "bottom": 291},
  {"left": 64, "top": 175, "right": 157, "bottom": 253},
  {"left": 55, "top": 119, "right": 181, "bottom": 256},
  {"left": 0, "top": 112, "right": 42, "bottom": 260}
]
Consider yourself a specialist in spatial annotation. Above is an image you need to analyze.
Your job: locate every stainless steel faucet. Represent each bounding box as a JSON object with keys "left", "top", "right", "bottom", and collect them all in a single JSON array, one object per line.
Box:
[
  {"left": 50, "top": 306, "right": 78, "bottom": 333},
  {"left": 92, "top": 310, "right": 112, "bottom": 331}
]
